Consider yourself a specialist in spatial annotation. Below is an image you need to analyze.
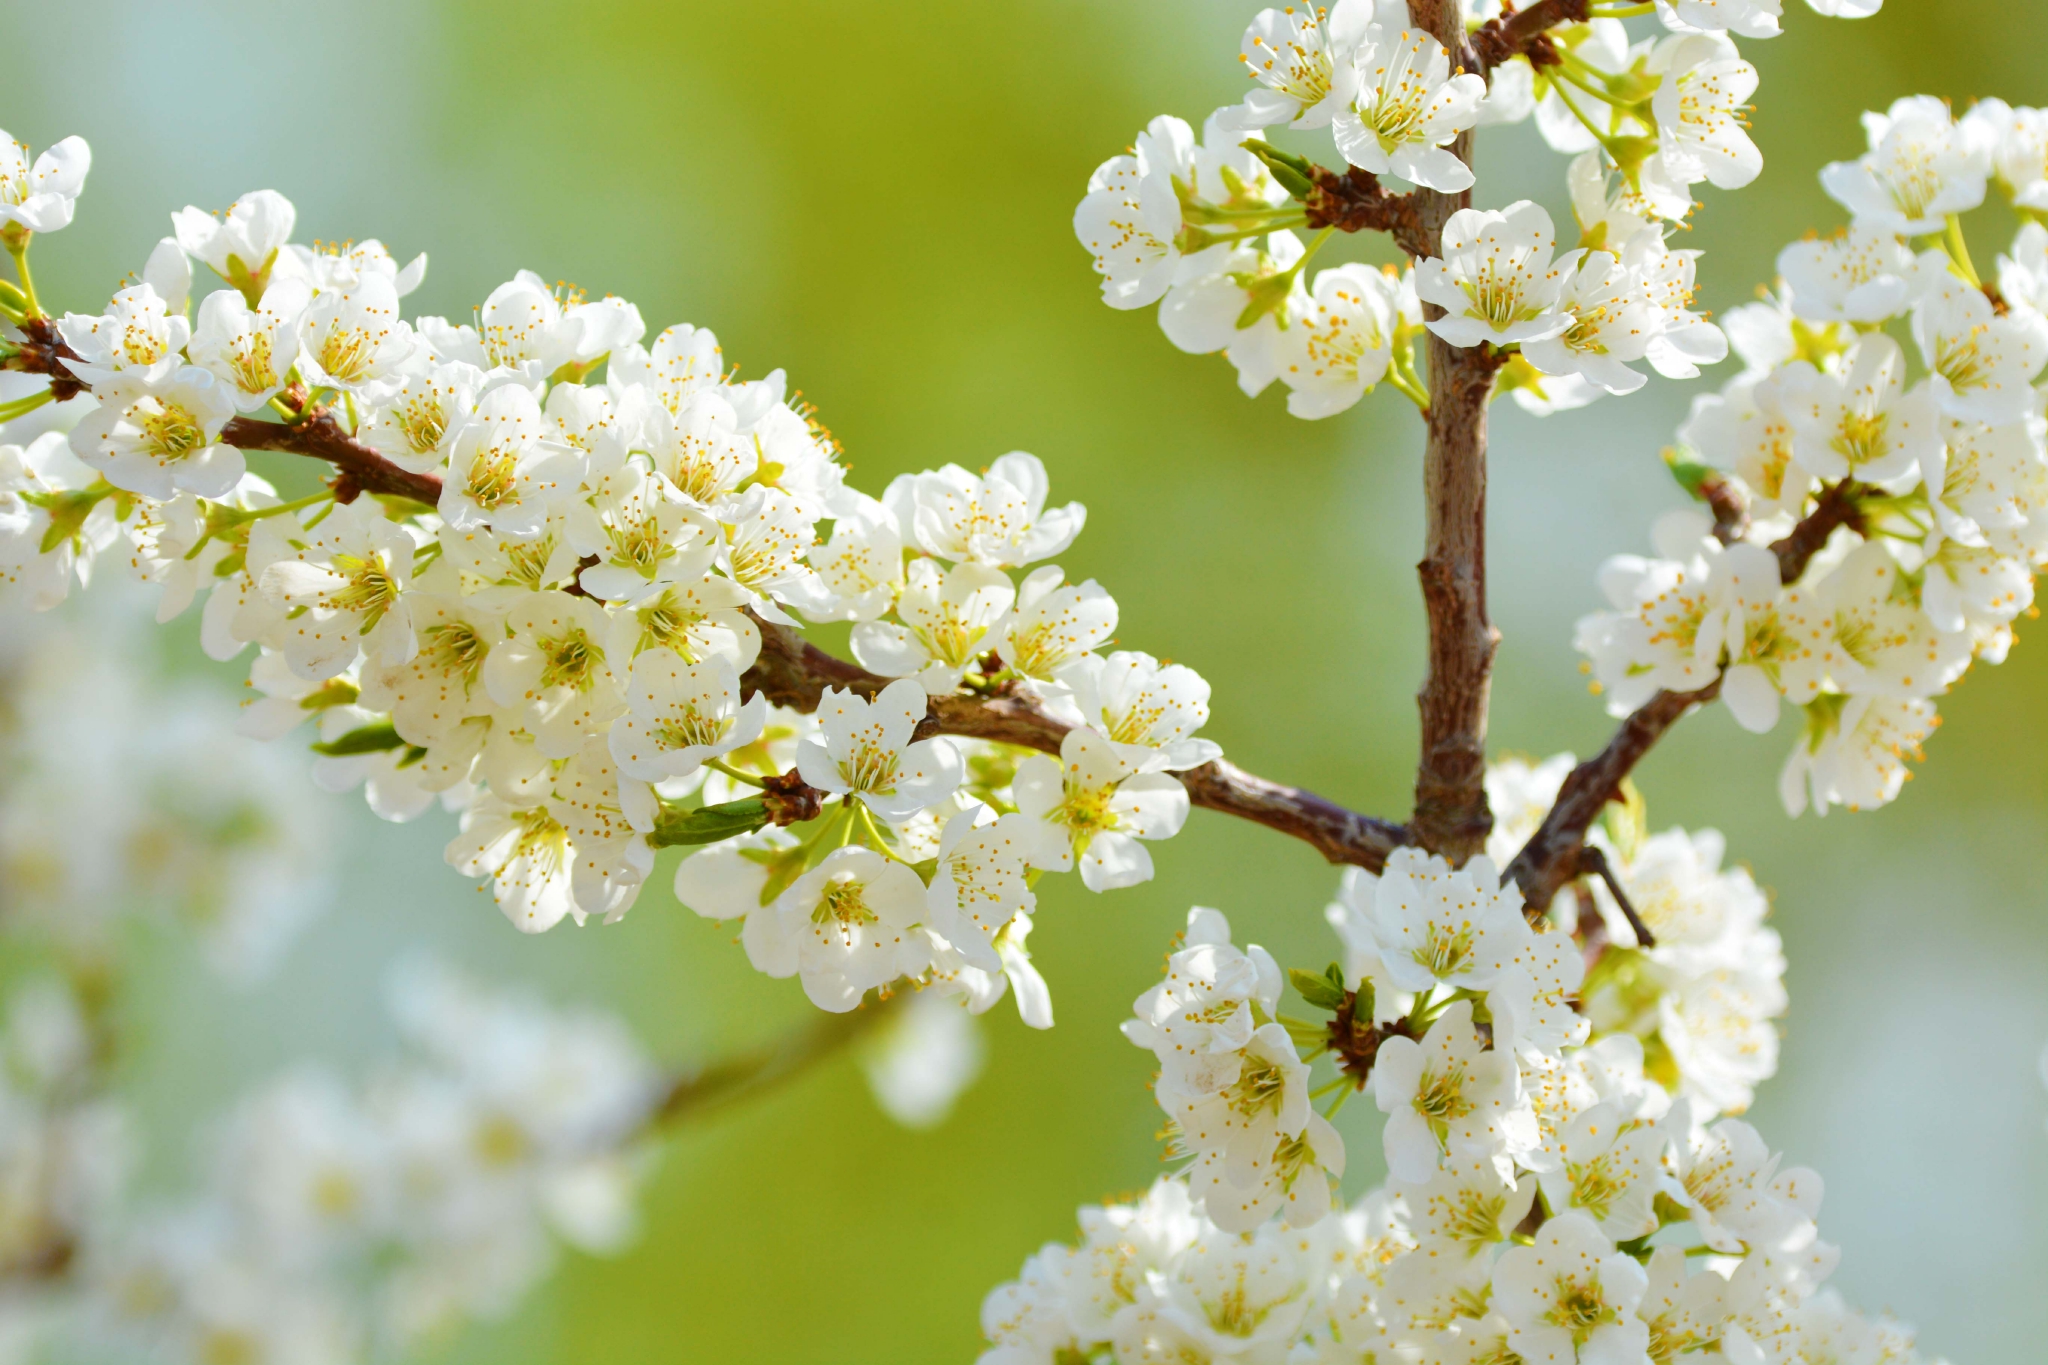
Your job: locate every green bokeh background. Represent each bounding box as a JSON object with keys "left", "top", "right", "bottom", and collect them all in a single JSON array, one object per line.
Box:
[{"left": 11, "top": 0, "right": 2048, "bottom": 1358}]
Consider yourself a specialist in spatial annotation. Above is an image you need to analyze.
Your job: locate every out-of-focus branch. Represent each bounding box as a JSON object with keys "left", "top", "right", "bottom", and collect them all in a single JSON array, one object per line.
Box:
[{"left": 646, "top": 993, "right": 899, "bottom": 1132}]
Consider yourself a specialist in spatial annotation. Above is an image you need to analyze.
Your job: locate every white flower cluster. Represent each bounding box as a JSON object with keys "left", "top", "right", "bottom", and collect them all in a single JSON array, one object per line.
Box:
[
  {"left": 9, "top": 961, "right": 658, "bottom": 1365},
  {"left": 1581, "top": 94, "right": 2048, "bottom": 815},
  {"left": 0, "top": 585, "right": 332, "bottom": 979},
  {"left": 977, "top": 1169, "right": 1932, "bottom": 1365},
  {"left": 0, "top": 155, "right": 1223, "bottom": 1023},
  {"left": 982, "top": 801, "right": 1930, "bottom": 1365},
  {"left": 1073, "top": 1, "right": 1880, "bottom": 419}
]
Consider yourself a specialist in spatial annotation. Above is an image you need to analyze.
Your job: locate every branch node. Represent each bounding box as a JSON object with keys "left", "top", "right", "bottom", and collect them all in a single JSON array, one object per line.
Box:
[{"left": 759, "top": 768, "right": 826, "bottom": 827}]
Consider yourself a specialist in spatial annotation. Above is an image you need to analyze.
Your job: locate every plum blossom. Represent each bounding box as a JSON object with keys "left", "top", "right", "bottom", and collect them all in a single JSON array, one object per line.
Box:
[
  {"left": 1330, "top": 25, "right": 1486, "bottom": 192},
  {"left": 1012, "top": 728, "right": 1188, "bottom": 892},
  {"left": 1277, "top": 263, "right": 1401, "bottom": 418},
  {"left": 1416, "top": 201, "right": 1570, "bottom": 349},
  {"left": 0, "top": 130, "right": 89, "bottom": 234},
  {"left": 1821, "top": 95, "right": 1990, "bottom": 236},
  {"left": 795, "top": 680, "right": 964, "bottom": 821}
]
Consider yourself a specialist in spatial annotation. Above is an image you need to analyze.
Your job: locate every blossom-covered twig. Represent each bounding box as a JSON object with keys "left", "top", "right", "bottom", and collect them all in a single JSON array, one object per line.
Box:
[
  {"left": 10, "top": 316, "right": 441, "bottom": 505},
  {"left": 1507, "top": 482, "right": 1875, "bottom": 908},
  {"left": 743, "top": 611, "right": 1413, "bottom": 870}
]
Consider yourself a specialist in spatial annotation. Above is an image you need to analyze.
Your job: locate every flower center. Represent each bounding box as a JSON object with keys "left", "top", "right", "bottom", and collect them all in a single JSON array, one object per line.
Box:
[
  {"left": 423, "top": 620, "right": 489, "bottom": 689},
  {"left": 1414, "top": 1062, "right": 1472, "bottom": 1125},
  {"left": 1545, "top": 1276, "right": 1617, "bottom": 1345},
  {"left": 655, "top": 702, "right": 726, "bottom": 752},
  {"left": 317, "top": 324, "right": 376, "bottom": 383},
  {"left": 396, "top": 393, "right": 448, "bottom": 456},
  {"left": 330, "top": 552, "right": 402, "bottom": 630},
  {"left": 464, "top": 445, "right": 524, "bottom": 511},
  {"left": 839, "top": 741, "right": 902, "bottom": 796},
  {"left": 813, "top": 878, "right": 878, "bottom": 929},
  {"left": 139, "top": 399, "right": 204, "bottom": 462},
  {"left": 538, "top": 628, "right": 603, "bottom": 692}
]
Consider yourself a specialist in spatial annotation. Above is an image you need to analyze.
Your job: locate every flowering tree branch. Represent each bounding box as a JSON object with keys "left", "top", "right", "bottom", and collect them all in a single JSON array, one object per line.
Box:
[
  {"left": 6, "top": 343, "right": 1415, "bottom": 874},
  {"left": 742, "top": 610, "right": 1413, "bottom": 870},
  {"left": 7, "top": 316, "right": 441, "bottom": 505},
  {"left": 1504, "top": 479, "right": 1873, "bottom": 909}
]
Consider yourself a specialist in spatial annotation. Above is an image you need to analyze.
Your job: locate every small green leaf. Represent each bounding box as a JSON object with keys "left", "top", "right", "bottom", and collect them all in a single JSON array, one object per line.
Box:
[
  {"left": 1662, "top": 447, "right": 1715, "bottom": 500},
  {"left": 655, "top": 797, "right": 772, "bottom": 848},
  {"left": 1289, "top": 967, "right": 1348, "bottom": 1012},
  {"left": 1241, "top": 140, "right": 1317, "bottom": 201},
  {"left": 310, "top": 722, "right": 404, "bottom": 756}
]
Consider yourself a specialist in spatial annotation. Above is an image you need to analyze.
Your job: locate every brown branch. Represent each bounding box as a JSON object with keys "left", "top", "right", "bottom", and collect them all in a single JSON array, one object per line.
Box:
[
  {"left": 1506, "top": 678, "right": 1722, "bottom": 912},
  {"left": 1303, "top": 167, "right": 1429, "bottom": 258},
  {"left": 644, "top": 990, "right": 899, "bottom": 1134},
  {"left": 1574, "top": 844, "right": 1655, "bottom": 948},
  {"left": 1471, "top": 0, "right": 1593, "bottom": 72},
  {"left": 1699, "top": 469, "right": 1750, "bottom": 547},
  {"left": 1770, "top": 480, "right": 1863, "bottom": 586},
  {"left": 742, "top": 611, "right": 1411, "bottom": 871},
  {"left": 8, "top": 320, "right": 442, "bottom": 506},
  {"left": 1501, "top": 480, "right": 1876, "bottom": 909},
  {"left": 1398, "top": 1, "right": 1502, "bottom": 866}
]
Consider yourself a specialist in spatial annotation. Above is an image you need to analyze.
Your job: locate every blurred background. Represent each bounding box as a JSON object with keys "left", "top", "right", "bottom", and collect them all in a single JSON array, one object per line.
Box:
[{"left": 7, "top": 0, "right": 2046, "bottom": 1358}]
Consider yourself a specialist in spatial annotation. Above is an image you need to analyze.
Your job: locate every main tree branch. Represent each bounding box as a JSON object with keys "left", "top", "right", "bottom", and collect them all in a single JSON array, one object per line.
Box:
[{"left": 1402, "top": 0, "right": 1502, "bottom": 865}]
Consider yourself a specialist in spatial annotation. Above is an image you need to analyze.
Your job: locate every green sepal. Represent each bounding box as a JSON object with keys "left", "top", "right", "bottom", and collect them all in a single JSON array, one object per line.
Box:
[
  {"left": 297, "top": 678, "right": 359, "bottom": 711},
  {"left": 738, "top": 840, "right": 810, "bottom": 905},
  {"left": 310, "top": 722, "right": 404, "bottom": 756}
]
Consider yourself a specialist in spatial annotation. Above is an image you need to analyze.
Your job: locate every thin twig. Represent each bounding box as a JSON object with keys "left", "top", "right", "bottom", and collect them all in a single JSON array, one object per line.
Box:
[
  {"left": 646, "top": 993, "right": 898, "bottom": 1132},
  {"left": 1575, "top": 844, "right": 1655, "bottom": 948},
  {"left": 743, "top": 611, "right": 1412, "bottom": 870},
  {"left": 1506, "top": 679, "right": 1722, "bottom": 912}
]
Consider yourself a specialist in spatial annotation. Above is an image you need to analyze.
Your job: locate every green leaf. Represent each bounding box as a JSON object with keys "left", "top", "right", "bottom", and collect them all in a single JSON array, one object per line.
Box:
[
  {"left": 654, "top": 797, "right": 772, "bottom": 848},
  {"left": 1241, "top": 140, "right": 1317, "bottom": 201},
  {"left": 1289, "top": 967, "right": 1348, "bottom": 1012},
  {"left": 1662, "top": 447, "right": 1715, "bottom": 501},
  {"left": 310, "top": 722, "right": 404, "bottom": 756}
]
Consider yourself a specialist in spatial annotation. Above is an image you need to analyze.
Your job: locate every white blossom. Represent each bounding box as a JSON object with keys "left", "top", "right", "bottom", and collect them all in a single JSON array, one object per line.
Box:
[
  {"left": 1012, "top": 728, "right": 1188, "bottom": 892},
  {"left": 0, "top": 130, "right": 89, "bottom": 233},
  {"left": 1330, "top": 25, "right": 1486, "bottom": 192},
  {"left": 1417, "top": 201, "right": 1570, "bottom": 349},
  {"left": 1821, "top": 95, "right": 1991, "bottom": 236},
  {"left": 795, "top": 679, "right": 963, "bottom": 821}
]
